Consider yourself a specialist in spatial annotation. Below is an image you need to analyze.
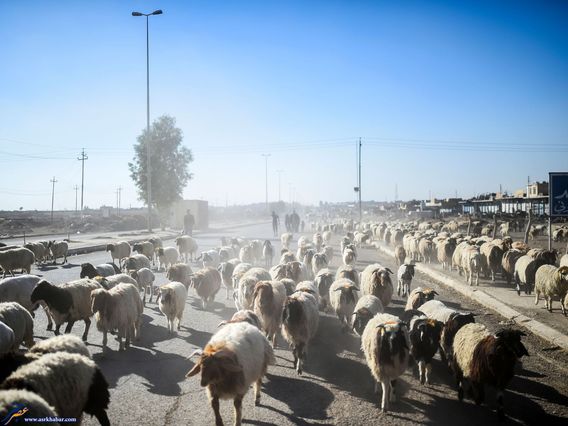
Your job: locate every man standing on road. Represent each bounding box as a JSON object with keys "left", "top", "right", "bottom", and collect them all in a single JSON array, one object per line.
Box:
[
  {"left": 183, "top": 209, "right": 195, "bottom": 236},
  {"left": 271, "top": 211, "right": 280, "bottom": 237}
]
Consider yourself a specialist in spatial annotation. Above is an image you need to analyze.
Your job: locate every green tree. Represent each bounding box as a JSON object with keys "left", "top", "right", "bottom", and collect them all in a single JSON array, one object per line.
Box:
[{"left": 129, "top": 115, "right": 193, "bottom": 220}]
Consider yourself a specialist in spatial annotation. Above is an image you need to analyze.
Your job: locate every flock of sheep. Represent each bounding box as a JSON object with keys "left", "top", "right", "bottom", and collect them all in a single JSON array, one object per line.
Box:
[{"left": 0, "top": 216, "right": 556, "bottom": 425}]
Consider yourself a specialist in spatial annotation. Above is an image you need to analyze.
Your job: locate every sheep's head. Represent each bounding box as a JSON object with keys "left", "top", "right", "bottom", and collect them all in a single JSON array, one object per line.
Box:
[
  {"left": 186, "top": 346, "right": 243, "bottom": 387},
  {"left": 372, "top": 268, "right": 393, "bottom": 286},
  {"left": 352, "top": 307, "right": 373, "bottom": 336},
  {"left": 313, "top": 253, "right": 328, "bottom": 268},
  {"left": 556, "top": 266, "right": 568, "bottom": 282},
  {"left": 286, "top": 262, "right": 303, "bottom": 280},
  {"left": 30, "top": 280, "right": 56, "bottom": 304},
  {"left": 495, "top": 329, "right": 529, "bottom": 358},
  {"left": 377, "top": 321, "right": 408, "bottom": 361},
  {"left": 414, "top": 319, "right": 443, "bottom": 347},
  {"left": 156, "top": 248, "right": 165, "bottom": 256},
  {"left": 105, "top": 244, "right": 114, "bottom": 252},
  {"left": 80, "top": 263, "right": 97, "bottom": 279},
  {"left": 90, "top": 288, "right": 111, "bottom": 314},
  {"left": 334, "top": 283, "right": 358, "bottom": 305},
  {"left": 422, "top": 288, "right": 438, "bottom": 302}
]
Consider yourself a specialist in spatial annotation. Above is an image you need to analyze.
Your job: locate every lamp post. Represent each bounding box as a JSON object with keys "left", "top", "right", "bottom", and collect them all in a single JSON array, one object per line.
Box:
[{"left": 132, "top": 9, "right": 163, "bottom": 232}]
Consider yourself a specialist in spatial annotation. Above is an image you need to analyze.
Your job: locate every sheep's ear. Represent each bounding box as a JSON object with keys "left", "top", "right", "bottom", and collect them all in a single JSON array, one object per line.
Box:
[
  {"left": 215, "top": 351, "right": 243, "bottom": 373},
  {"left": 385, "top": 268, "right": 394, "bottom": 274},
  {"left": 186, "top": 361, "right": 202, "bottom": 377}
]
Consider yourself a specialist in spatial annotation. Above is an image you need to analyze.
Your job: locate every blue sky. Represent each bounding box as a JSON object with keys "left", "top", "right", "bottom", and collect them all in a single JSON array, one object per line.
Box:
[{"left": 1, "top": 0, "right": 567, "bottom": 211}]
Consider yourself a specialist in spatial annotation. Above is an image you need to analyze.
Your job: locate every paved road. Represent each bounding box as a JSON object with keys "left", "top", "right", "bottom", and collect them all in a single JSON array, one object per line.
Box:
[{"left": 21, "top": 223, "right": 568, "bottom": 425}]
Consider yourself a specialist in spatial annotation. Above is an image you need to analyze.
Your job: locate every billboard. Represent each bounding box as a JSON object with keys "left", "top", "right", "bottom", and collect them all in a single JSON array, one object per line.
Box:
[{"left": 549, "top": 172, "right": 568, "bottom": 217}]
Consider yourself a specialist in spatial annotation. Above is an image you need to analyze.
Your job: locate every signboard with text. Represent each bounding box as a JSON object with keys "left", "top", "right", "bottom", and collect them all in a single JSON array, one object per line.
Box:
[{"left": 549, "top": 172, "right": 568, "bottom": 217}]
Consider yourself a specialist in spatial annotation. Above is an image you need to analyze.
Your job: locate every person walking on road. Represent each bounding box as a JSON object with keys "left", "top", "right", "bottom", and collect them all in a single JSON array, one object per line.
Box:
[
  {"left": 183, "top": 209, "right": 195, "bottom": 236},
  {"left": 271, "top": 211, "right": 280, "bottom": 237}
]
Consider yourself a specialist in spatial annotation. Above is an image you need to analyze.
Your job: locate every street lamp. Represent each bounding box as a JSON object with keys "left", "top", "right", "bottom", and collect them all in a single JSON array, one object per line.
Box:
[{"left": 132, "top": 9, "right": 163, "bottom": 232}]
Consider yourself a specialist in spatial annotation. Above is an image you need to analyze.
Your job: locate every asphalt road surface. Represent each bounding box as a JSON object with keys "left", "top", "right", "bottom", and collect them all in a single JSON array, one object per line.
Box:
[{"left": 24, "top": 223, "right": 568, "bottom": 426}]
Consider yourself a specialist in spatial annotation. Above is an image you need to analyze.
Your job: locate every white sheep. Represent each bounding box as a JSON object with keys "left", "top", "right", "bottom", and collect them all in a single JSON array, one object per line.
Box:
[
  {"left": 361, "top": 313, "right": 410, "bottom": 413},
  {"left": 166, "top": 263, "right": 194, "bottom": 290},
  {"left": 329, "top": 278, "right": 359, "bottom": 330},
  {"left": 534, "top": 265, "right": 568, "bottom": 315},
  {"left": 123, "top": 254, "right": 151, "bottom": 272},
  {"left": 29, "top": 334, "right": 91, "bottom": 358},
  {"left": 0, "top": 302, "right": 34, "bottom": 350},
  {"left": 130, "top": 267, "right": 156, "bottom": 304},
  {"left": 0, "top": 248, "right": 35, "bottom": 278},
  {"left": 200, "top": 250, "right": 221, "bottom": 269},
  {"left": 48, "top": 240, "right": 68, "bottom": 265},
  {"left": 560, "top": 254, "right": 568, "bottom": 268},
  {"left": 314, "top": 268, "right": 334, "bottom": 312},
  {"left": 252, "top": 280, "right": 287, "bottom": 347},
  {"left": 105, "top": 240, "right": 130, "bottom": 268},
  {"left": 335, "top": 264, "right": 360, "bottom": 288},
  {"left": 94, "top": 273, "right": 138, "bottom": 290},
  {"left": 397, "top": 263, "right": 415, "bottom": 297},
  {"left": 0, "top": 275, "right": 53, "bottom": 330},
  {"left": 418, "top": 299, "right": 458, "bottom": 324},
  {"left": 361, "top": 264, "right": 394, "bottom": 307},
  {"left": 342, "top": 247, "right": 357, "bottom": 266},
  {"left": 186, "top": 322, "right": 274, "bottom": 426},
  {"left": 91, "top": 283, "right": 143, "bottom": 350},
  {"left": 239, "top": 245, "right": 255, "bottom": 264},
  {"left": 281, "top": 291, "right": 319, "bottom": 375},
  {"left": 175, "top": 235, "right": 198, "bottom": 262},
  {"left": 159, "top": 281, "right": 188, "bottom": 333},
  {"left": 190, "top": 267, "right": 222, "bottom": 310},
  {"left": 295, "top": 280, "right": 320, "bottom": 306},
  {"left": 281, "top": 232, "right": 293, "bottom": 249},
  {"left": 405, "top": 287, "right": 438, "bottom": 311},
  {"left": 351, "top": 295, "right": 384, "bottom": 336},
  {"left": 0, "top": 352, "right": 110, "bottom": 425},
  {"left": 235, "top": 267, "right": 271, "bottom": 310},
  {"left": 218, "top": 309, "right": 262, "bottom": 329},
  {"left": 312, "top": 253, "right": 328, "bottom": 276},
  {"left": 133, "top": 241, "right": 155, "bottom": 264},
  {"left": 0, "top": 321, "right": 15, "bottom": 355},
  {"left": 30, "top": 279, "right": 101, "bottom": 341},
  {"left": 231, "top": 262, "right": 253, "bottom": 294}
]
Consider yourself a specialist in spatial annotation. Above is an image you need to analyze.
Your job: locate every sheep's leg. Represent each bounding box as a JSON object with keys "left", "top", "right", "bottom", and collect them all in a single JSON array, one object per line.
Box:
[
  {"left": 233, "top": 394, "right": 243, "bottom": 426},
  {"left": 43, "top": 305, "right": 53, "bottom": 330},
  {"left": 54, "top": 324, "right": 62, "bottom": 336},
  {"left": 380, "top": 380, "right": 390, "bottom": 413},
  {"left": 296, "top": 342, "right": 305, "bottom": 375},
  {"left": 425, "top": 362, "right": 432, "bottom": 385},
  {"left": 534, "top": 291, "right": 540, "bottom": 305},
  {"left": 254, "top": 378, "right": 262, "bottom": 406},
  {"left": 82, "top": 318, "right": 91, "bottom": 342},
  {"left": 64, "top": 321, "right": 75, "bottom": 334},
  {"left": 210, "top": 395, "right": 223, "bottom": 426},
  {"left": 397, "top": 280, "right": 401, "bottom": 296},
  {"left": 457, "top": 380, "right": 464, "bottom": 402},
  {"left": 177, "top": 314, "right": 183, "bottom": 331},
  {"left": 497, "top": 390, "right": 505, "bottom": 421},
  {"left": 118, "top": 328, "right": 125, "bottom": 351},
  {"left": 562, "top": 300, "right": 567, "bottom": 316},
  {"left": 418, "top": 360, "right": 425, "bottom": 385},
  {"left": 102, "top": 331, "right": 108, "bottom": 347}
]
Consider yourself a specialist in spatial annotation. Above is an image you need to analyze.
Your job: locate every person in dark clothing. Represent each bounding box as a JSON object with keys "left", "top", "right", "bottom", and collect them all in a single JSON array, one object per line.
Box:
[
  {"left": 285, "top": 214, "right": 291, "bottom": 232},
  {"left": 183, "top": 209, "right": 195, "bottom": 236},
  {"left": 271, "top": 211, "right": 280, "bottom": 237}
]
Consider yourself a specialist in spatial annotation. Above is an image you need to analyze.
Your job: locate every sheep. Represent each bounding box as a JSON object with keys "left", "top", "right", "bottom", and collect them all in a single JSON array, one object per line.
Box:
[
  {"left": 361, "top": 313, "right": 410, "bottom": 413},
  {"left": 280, "top": 278, "right": 297, "bottom": 296},
  {"left": 129, "top": 267, "right": 156, "bottom": 304},
  {"left": 480, "top": 242, "right": 504, "bottom": 281},
  {"left": 24, "top": 242, "right": 48, "bottom": 264},
  {"left": 190, "top": 267, "right": 222, "bottom": 310},
  {"left": 159, "top": 281, "right": 188, "bottom": 333},
  {"left": 312, "top": 233, "right": 324, "bottom": 251},
  {"left": 351, "top": 295, "right": 384, "bottom": 336},
  {"left": 452, "top": 324, "right": 528, "bottom": 420},
  {"left": 534, "top": 265, "right": 568, "bottom": 315},
  {"left": 405, "top": 287, "right": 438, "bottom": 311},
  {"left": 148, "top": 236, "right": 163, "bottom": 250},
  {"left": 335, "top": 265, "right": 360, "bottom": 288},
  {"left": 132, "top": 241, "right": 155, "bottom": 264},
  {"left": 0, "top": 352, "right": 110, "bottom": 425},
  {"left": 312, "top": 253, "right": 328, "bottom": 276},
  {"left": 239, "top": 245, "right": 255, "bottom": 264},
  {"left": 340, "top": 236, "right": 351, "bottom": 254},
  {"left": 0, "top": 390, "right": 58, "bottom": 422},
  {"left": 30, "top": 279, "right": 101, "bottom": 341},
  {"left": 262, "top": 240, "right": 274, "bottom": 269},
  {"left": 397, "top": 263, "right": 415, "bottom": 297},
  {"left": 501, "top": 249, "right": 525, "bottom": 286},
  {"left": 514, "top": 253, "right": 556, "bottom": 295},
  {"left": 105, "top": 241, "right": 130, "bottom": 268},
  {"left": 166, "top": 263, "right": 194, "bottom": 289},
  {"left": 329, "top": 278, "right": 359, "bottom": 331},
  {"left": 295, "top": 280, "right": 320, "bottom": 306},
  {"left": 186, "top": 322, "right": 274, "bottom": 426},
  {"left": 80, "top": 262, "right": 119, "bottom": 279},
  {"left": 361, "top": 264, "right": 394, "bottom": 308},
  {"left": 314, "top": 268, "right": 334, "bottom": 312},
  {"left": 249, "top": 240, "right": 264, "bottom": 264},
  {"left": 124, "top": 253, "right": 151, "bottom": 272},
  {"left": 29, "top": 334, "right": 91, "bottom": 358},
  {"left": 437, "top": 237, "right": 456, "bottom": 270},
  {"left": 0, "top": 321, "right": 15, "bottom": 355},
  {"left": 0, "top": 248, "right": 35, "bottom": 278},
  {"left": 198, "top": 250, "right": 221, "bottom": 269},
  {"left": 46, "top": 240, "right": 68, "bottom": 265},
  {"left": 342, "top": 247, "right": 357, "bottom": 266},
  {"left": 281, "top": 232, "right": 293, "bottom": 249},
  {"left": 218, "top": 310, "right": 262, "bottom": 329},
  {"left": 394, "top": 245, "right": 406, "bottom": 267},
  {"left": 175, "top": 235, "right": 198, "bottom": 262},
  {"left": 322, "top": 230, "right": 332, "bottom": 245},
  {"left": 560, "top": 253, "right": 568, "bottom": 267},
  {"left": 418, "top": 238, "right": 435, "bottom": 264},
  {"left": 0, "top": 302, "right": 34, "bottom": 350},
  {"left": 419, "top": 299, "right": 459, "bottom": 324},
  {"left": 252, "top": 280, "right": 287, "bottom": 347},
  {"left": 231, "top": 263, "right": 253, "bottom": 299},
  {"left": 279, "top": 251, "right": 296, "bottom": 264},
  {"left": 93, "top": 273, "right": 138, "bottom": 290},
  {"left": 406, "top": 313, "right": 443, "bottom": 385},
  {"left": 322, "top": 245, "right": 334, "bottom": 264},
  {"left": 218, "top": 260, "right": 239, "bottom": 299},
  {"left": 461, "top": 245, "right": 482, "bottom": 286},
  {"left": 281, "top": 291, "right": 319, "bottom": 375},
  {"left": 0, "top": 275, "right": 52, "bottom": 329}
]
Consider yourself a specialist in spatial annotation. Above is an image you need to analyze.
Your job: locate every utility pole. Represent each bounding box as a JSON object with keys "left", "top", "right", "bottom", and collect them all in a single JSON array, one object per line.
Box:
[
  {"left": 77, "top": 149, "right": 88, "bottom": 216},
  {"left": 118, "top": 187, "right": 122, "bottom": 216},
  {"left": 73, "top": 185, "right": 79, "bottom": 214},
  {"left": 50, "top": 177, "right": 57, "bottom": 223},
  {"left": 261, "top": 154, "right": 271, "bottom": 210},
  {"left": 358, "top": 137, "right": 362, "bottom": 222},
  {"left": 276, "top": 169, "right": 284, "bottom": 202}
]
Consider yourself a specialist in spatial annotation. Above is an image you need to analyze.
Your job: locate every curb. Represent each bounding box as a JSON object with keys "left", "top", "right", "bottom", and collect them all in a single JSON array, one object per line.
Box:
[{"left": 374, "top": 243, "right": 568, "bottom": 352}]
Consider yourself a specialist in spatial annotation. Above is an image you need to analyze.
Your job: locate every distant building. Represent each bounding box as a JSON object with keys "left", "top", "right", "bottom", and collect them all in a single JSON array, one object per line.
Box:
[
  {"left": 170, "top": 199, "right": 209, "bottom": 230},
  {"left": 526, "top": 181, "right": 548, "bottom": 198}
]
